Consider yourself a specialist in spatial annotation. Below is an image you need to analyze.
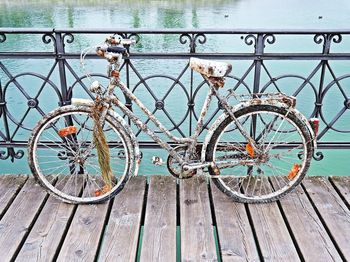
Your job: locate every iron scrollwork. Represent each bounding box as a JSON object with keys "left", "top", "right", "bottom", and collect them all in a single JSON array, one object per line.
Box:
[
  {"left": 0, "top": 148, "right": 24, "bottom": 162},
  {"left": 62, "top": 33, "right": 75, "bottom": 45},
  {"left": 263, "top": 33, "right": 276, "bottom": 46},
  {"left": 42, "top": 33, "right": 56, "bottom": 45},
  {"left": 298, "top": 151, "right": 324, "bottom": 161},
  {"left": 241, "top": 34, "right": 257, "bottom": 46},
  {"left": 0, "top": 81, "right": 24, "bottom": 162},
  {"left": 2, "top": 71, "right": 62, "bottom": 131},
  {"left": 179, "top": 33, "right": 206, "bottom": 53},
  {"left": 0, "top": 33, "right": 6, "bottom": 43},
  {"left": 314, "top": 33, "right": 342, "bottom": 45},
  {"left": 42, "top": 32, "right": 58, "bottom": 52},
  {"left": 241, "top": 34, "right": 276, "bottom": 48},
  {"left": 313, "top": 151, "right": 324, "bottom": 161},
  {"left": 314, "top": 33, "right": 342, "bottom": 53},
  {"left": 58, "top": 150, "right": 69, "bottom": 160}
]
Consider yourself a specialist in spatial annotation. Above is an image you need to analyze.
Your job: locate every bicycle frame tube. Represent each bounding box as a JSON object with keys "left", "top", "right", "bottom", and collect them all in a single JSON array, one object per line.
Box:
[{"left": 108, "top": 77, "right": 215, "bottom": 163}]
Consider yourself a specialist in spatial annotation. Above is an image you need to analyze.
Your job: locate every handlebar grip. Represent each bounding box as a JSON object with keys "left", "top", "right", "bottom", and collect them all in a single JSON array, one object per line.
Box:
[
  {"left": 106, "top": 46, "right": 127, "bottom": 54},
  {"left": 120, "top": 39, "right": 136, "bottom": 45}
]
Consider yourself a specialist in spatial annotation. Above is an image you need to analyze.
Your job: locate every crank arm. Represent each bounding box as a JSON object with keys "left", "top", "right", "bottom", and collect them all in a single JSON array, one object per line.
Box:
[{"left": 182, "top": 162, "right": 213, "bottom": 171}]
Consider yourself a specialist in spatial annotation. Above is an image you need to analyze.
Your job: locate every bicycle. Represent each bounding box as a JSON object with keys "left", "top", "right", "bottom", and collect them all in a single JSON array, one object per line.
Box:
[{"left": 28, "top": 35, "right": 318, "bottom": 204}]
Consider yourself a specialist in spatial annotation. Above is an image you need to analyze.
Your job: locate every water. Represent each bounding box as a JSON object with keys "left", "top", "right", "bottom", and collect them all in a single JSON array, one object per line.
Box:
[
  {"left": 0, "top": 0, "right": 349, "bottom": 176},
  {"left": 1, "top": 0, "right": 350, "bottom": 29}
]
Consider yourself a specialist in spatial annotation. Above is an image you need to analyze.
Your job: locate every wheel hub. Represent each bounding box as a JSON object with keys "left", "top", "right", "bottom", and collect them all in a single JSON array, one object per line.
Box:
[
  {"left": 257, "top": 153, "right": 270, "bottom": 164},
  {"left": 76, "top": 157, "right": 85, "bottom": 164}
]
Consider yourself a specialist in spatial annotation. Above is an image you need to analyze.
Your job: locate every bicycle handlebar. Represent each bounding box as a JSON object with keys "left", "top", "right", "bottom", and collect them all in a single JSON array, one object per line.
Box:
[
  {"left": 106, "top": 46, "right": 127, "bottom": 54},
  {"left": 96, "top": 37, "right": 136, "bottom": 57}
]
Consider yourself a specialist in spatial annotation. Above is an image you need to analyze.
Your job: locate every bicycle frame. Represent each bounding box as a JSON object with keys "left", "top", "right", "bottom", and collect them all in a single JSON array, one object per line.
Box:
[
  {"left": 106, "top": 75, "right": 219, "bottom": 166},
  {"left": 85, "top": 45, "right": 308, "bottom": 173}
]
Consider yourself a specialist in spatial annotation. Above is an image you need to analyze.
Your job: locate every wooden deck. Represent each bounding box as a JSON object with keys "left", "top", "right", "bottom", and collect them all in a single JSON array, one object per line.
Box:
[{"left": 0, "top": 175, "right": 349, "bottom": 262}]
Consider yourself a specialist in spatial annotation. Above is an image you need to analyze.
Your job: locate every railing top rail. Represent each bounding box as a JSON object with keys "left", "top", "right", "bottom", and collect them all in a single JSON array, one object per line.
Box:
[{"left": 2, "top": 28, "right": 350, "bottom": 34}]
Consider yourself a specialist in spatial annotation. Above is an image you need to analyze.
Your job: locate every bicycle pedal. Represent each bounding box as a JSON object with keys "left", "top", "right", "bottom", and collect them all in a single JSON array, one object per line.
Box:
[{"left": 152, "top": 156, "right": 164, "bottom": 166}]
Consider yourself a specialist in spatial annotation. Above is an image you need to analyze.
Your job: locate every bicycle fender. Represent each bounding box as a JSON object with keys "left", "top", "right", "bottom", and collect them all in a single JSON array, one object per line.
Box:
[
  {"left": 201, "top": 101, "right": 316, "bottom": 163},
  {"left": 233, "top": 96, "right": 317, "bottom": 149},
  {"left": 71, "top": 98, "right": 94, "bottom": 106},
  {"left": 71, "top": 98, "right": 141, "bottom": 177}
]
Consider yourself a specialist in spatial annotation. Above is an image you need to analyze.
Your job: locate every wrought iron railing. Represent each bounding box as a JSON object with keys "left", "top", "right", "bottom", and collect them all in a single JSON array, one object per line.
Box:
[{"left": 1, "top": 28, "right": 350, "bottom": 162}]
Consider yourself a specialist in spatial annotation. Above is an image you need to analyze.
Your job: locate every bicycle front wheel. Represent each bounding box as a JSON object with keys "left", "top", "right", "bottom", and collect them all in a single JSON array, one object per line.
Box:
[
  {"left": 28, "top": 106, "right": 133, "bottom": 204},
  {"left": 205, "top": 104, "right": 314, "bottom": 203}
]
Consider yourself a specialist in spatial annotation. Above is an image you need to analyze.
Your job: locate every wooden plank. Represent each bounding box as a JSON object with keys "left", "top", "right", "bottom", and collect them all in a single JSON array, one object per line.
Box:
[
  {"left": 16, "top": 176, "right": 78, "bottom": 262},
  {"left": 303, "top": 176, "right": 350, "bottom": 260},
  {"left": 270, "top": 177, "right": 342, "bottom": 261},
  {"left": 0, "top": 174, "right": 28, "bottom": 218},
  {"left": 330, "top": 176, "right": 350, "bottom": 206},
  {"left": 97, "top": 176, "right": 147, "bottom": 262},
  {"left": 180, "top": 176, "right": 217, "bottom": 261},
  {"left": 140, "top": 176, "right": 176, "bottom": 262},
  {"left": 56, "top": 188, "right": 110, "bottom": 261},
  {"left": 210, "top": 180, "right": 260, "bottom": 262},
  {"left": 247, "top": 177, "right": 300, "bottom": 261},
  {"left": 0, "top": 177, "right": 48, "bottom": 261}
]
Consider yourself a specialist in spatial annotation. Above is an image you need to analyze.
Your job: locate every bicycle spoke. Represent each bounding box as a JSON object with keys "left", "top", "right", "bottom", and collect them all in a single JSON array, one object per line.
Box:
[{"left": 264, "top": 109, "right": 291, "bottom": 153}]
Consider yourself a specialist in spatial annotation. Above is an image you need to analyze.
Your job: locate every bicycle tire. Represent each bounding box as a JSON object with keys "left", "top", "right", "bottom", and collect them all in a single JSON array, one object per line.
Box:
[
  {"left": 28, "top": 105, "right": 134, "bottom": 204},
  {"left": 205, "top": 104, "right": 314, "bottom": 203}
]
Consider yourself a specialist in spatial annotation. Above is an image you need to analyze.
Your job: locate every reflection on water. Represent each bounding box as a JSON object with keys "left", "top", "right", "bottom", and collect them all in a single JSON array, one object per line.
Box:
[
  {"left": 0, "top": 0, "right": 235, "bottom": 29},
  {"left": 2, "top": 0, "right": 350, "bottom": 29},
  {"left": 0, "top": 0, "right": 235, "bottom": 7}
]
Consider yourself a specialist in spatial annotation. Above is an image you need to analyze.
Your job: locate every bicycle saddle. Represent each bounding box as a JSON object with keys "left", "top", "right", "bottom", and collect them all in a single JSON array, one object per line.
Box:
[{"left": 190, "top": 57, "right": 232, "bottom": 77}]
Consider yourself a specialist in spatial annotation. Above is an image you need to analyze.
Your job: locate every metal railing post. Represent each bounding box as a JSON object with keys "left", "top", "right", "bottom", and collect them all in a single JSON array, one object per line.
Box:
[
  {"left": 55, "top": 32, "right": 70, "bottom": 106},
  {"left": 253, "top": 34, "right": 264, "bottom": 94}
]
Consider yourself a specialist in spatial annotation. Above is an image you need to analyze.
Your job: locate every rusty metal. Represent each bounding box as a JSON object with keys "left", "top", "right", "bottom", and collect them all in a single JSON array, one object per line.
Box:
[
  {"left": 189, "top": 57, "right": 232, "bottom": 77},
  {"left": 208, "top": 77, "right": 225, "bottom": 88}
]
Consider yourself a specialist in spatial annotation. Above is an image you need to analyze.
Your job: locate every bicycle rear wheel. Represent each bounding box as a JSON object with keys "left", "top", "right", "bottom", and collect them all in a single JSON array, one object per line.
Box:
[
  {"left": 205, "top": 104, "right": 314, "bottom": 203},
  {"left": 28, "top": 106, "right": 133, "bottom": 204}
]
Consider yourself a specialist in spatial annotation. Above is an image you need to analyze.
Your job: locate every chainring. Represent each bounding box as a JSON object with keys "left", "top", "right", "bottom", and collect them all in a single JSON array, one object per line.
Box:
[{"left": 166, "top": 145, "right": 201, "bottom": 179}]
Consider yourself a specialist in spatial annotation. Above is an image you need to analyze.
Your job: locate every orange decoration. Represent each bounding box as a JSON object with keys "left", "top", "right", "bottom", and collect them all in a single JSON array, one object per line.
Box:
[
  {"left": 94, "top": 185, "right": 112, "bottom": 197},
  {"left": 111, "top": 70, "right": 120, "bottom": 77},
  {"left": 58, "top": 126, "right": 77, "bottom": 137},
  {"left": 246, "top": 142, "right": 255, "bottom": 158},
  {"left": 288, "top": 164, "right": 301, "bottom": 180}
]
